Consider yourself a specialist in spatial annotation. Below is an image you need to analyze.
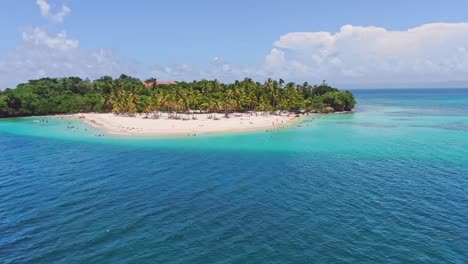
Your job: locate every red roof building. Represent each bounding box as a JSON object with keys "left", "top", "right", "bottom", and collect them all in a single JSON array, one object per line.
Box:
[{"left": 142, "top": 81, "right": 178, "bottom": 87}]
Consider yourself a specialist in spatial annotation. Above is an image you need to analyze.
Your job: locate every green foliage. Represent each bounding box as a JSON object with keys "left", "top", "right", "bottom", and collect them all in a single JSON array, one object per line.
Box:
[
  {"left": 311, "top": 84, "right": 339, "bottom": 96},
  {"left": 0, "top": 76, "right": 356, "bottom": 118}
]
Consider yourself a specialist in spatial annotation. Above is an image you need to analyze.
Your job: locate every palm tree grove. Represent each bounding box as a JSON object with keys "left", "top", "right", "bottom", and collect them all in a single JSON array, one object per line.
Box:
[{"left": 0, "top": 75, "right": 356, "bottom": 118}]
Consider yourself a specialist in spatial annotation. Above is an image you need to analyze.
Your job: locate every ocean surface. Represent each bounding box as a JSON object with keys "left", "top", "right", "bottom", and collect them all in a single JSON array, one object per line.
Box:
[{"left": 0, "top": 89, "right": 467, "bottom": 263}]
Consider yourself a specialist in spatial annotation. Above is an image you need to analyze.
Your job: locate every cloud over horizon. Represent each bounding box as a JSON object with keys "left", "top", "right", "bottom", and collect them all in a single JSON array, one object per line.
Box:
[
  {"left": 2, "top": 2, "right": 468, "bottom": 90},
  {"left": 0, "top": 27, "right": 142, "bottom": 89},
  {"left": 265, "top": 23, "right": 468, "bottom": 87},
  {"left": 36, "top": 0, "right": 70, "bottom": 23}
]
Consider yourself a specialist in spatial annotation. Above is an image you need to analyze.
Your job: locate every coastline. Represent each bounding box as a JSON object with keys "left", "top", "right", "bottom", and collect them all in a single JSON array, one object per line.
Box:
[{"left": 54, "top": 112, "right": 302, "bottom": 137}]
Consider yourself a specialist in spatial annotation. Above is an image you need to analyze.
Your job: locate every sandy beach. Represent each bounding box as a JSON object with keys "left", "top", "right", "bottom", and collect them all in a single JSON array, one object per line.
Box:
[{"left": 60, "top": 112, "right": 299, "bottom": 136}]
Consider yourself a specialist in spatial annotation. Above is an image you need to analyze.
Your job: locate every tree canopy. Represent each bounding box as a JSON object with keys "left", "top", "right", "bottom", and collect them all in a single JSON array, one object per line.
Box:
[{"left": 0, "top": 75, "right": 356, "bottom": 118}]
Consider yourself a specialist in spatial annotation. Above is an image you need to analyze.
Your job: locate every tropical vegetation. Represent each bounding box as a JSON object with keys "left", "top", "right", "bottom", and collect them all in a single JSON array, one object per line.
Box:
[{"left": 0, "top": 75, "right": 356, "bottom": 118}]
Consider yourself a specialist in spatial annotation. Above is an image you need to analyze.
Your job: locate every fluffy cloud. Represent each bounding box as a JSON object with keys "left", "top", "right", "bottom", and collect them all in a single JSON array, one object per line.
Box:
[
  {"left": 21, "top": 27, "right": 78, "bottom": 50},
  {"left": 265, "top": 23, "right": 468, "bottom": 87},
  {"left": 36, "top": 0, "right": 70, "bottom": 23},
  {"left": 2, "top": 21, "right": 468, "bottom": 89},
  {"left": 36, "top": 0, "right": 50, "bottom": 17},
  {"left": 150, "top": 23, "right": 468, "bottom": 87},
  {"left": 0, "top": 28, "right": 142, "bottom": 88},
  {"left": 149, "top": 57, "right": 263, "bottom": 82}
]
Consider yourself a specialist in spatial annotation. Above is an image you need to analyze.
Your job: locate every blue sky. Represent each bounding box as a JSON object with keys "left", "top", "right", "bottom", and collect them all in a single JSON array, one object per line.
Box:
[{"left": 1, "top": 0, "right": 468, "bottom": 88}]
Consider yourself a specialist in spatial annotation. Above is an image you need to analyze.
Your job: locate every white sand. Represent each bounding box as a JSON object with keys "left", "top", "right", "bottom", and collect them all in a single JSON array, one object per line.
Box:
[{"left": 61, "top": 112, "right": 298, "bottom": 136}]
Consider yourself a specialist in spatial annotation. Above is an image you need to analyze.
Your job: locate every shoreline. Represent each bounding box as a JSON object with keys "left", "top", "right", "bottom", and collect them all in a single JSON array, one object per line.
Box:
[{"left": 54, "top": 112, "right": 303, "bottom": 137}]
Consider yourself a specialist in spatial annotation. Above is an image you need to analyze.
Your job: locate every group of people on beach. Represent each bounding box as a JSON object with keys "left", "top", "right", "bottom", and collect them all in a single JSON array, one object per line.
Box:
[
  {"left": 265, "top": 117, "right": 317, "bottom": 133},
  {"left": 65, "top": 121, "right": 104, "bottom": 137}
]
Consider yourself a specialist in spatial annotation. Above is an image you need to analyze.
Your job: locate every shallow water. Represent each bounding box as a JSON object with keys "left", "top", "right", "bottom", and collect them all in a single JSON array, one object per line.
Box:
[{"left": 1, "top": 89, "right": 467, "bottom": 263}]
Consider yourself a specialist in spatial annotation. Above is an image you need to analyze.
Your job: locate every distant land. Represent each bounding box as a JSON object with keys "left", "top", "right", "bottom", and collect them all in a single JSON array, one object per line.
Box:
[
  {"left": 0, "top": 75, "right": 356, "bottom": 117},
  {"left": 0, "top": 75, "right": 356, "bottom": 136},
  {"left": 338, "top": 81, "right": 468, "bottom": 89}
]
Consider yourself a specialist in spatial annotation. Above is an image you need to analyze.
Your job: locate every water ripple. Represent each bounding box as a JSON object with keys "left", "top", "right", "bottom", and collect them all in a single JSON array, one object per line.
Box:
[{"left": 1, "top": 89, "right": 468, "bottom": 263}]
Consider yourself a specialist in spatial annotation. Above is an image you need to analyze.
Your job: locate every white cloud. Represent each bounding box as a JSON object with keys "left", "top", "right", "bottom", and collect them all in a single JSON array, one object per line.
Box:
[
  {"left": 265, "top": 23, "right": 468, "bottom": 87},
  {"left": 51, "top": 4, "right": 70, "bottom": 23},
  {"left": 36, "top": 0, "right": 70, "bottom": 23},
  {"left": 36, "top": 0, "right": 50, "bottom": 17},
  {"left": 149, "top": 57, "right": 260, "bottom": 82},
  {"left": 0, "top": 28, "right": 142, "bottom": 88},
  {"left": 148, "top": 23, "right": 468, "bottom": 87},
  {"left": 2, "top": 21, "right": 468, "bottom": 89},
  {"left": 265, "top": 48, "right": 285, "bottom": 67},
  {"left": 21, "top": 27, "right": 78, "bottom": 50}
]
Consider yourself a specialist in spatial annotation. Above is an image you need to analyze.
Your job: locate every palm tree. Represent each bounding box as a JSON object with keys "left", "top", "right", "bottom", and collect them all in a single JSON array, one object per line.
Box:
[
  {"left": 279, "top": 78, "right": 285, "bottom": 88},
  {"left": 233, "top": 89, "right": 244, "bottom": 112},
  {"left": 221, "top": 96, "right": 234, "bottom": 118},
  {"left": 163, "top": 91, "right": 176, "bottom": 118},
  {"left": 246, "top": 92, "right": 258, "bottom": 112},
  {"left": 209, "top": 99, "right": 220, "bottom": 119}
]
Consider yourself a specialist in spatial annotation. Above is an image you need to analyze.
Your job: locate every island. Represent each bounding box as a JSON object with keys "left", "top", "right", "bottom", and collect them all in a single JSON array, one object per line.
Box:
[{"left": 0, "top": 75, "right": 356, "bottom": 136}]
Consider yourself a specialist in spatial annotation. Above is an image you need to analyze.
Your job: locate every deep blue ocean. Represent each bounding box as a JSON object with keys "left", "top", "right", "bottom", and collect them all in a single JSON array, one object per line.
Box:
[{"left": 0, "top": 89, "right": 467, "bottom": 263}]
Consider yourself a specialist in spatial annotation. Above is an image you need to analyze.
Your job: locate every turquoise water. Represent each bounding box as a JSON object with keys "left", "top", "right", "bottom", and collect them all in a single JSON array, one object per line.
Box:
[{"left": 0, "top": 89, "right": 467, "bottom": 263}]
